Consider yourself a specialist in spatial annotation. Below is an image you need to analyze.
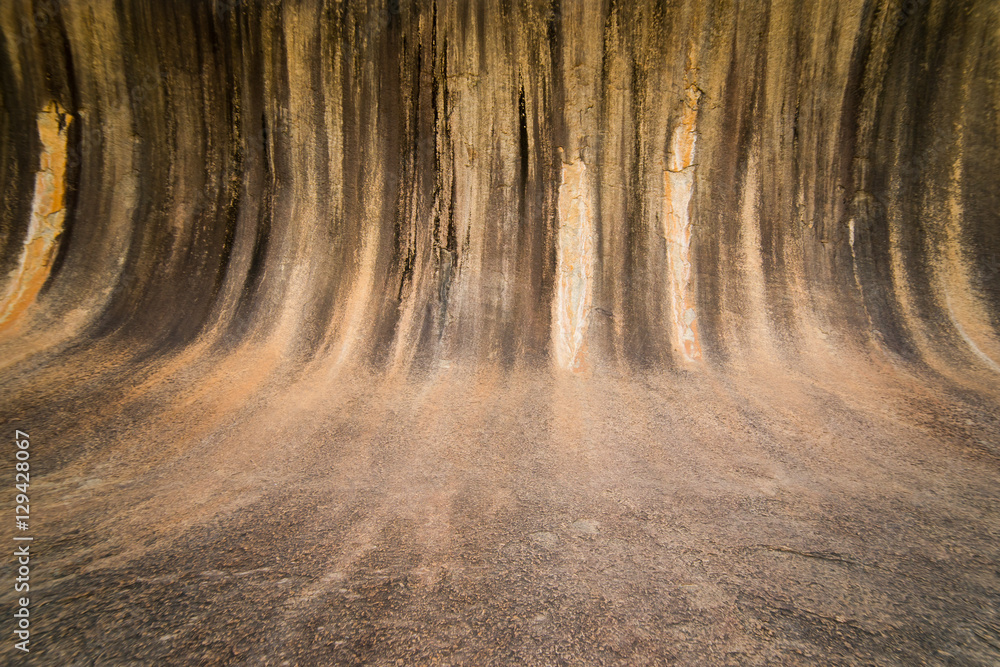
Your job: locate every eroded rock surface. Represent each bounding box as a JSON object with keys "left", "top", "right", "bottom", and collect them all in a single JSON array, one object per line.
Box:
[{"left": 1, "top": 1, "right": 998, "bottom": 664}]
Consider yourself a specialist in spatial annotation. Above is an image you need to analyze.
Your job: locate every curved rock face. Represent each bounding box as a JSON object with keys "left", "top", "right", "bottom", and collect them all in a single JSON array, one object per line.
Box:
[
  {"left": 2, "top": 0, "right": 997, "bottom": 374},
  {"left": 1, "top": 1, "right": 999, "bottom": 664}
]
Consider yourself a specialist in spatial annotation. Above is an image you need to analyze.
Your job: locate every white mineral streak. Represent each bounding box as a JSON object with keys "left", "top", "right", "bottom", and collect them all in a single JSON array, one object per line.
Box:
[
  {"left": 662, "top": 81, "right": 702, "bottom": 362},
  {"left": 554, "top": 159, "right": 594, "bottom": 371},
  {"left": 0, "top": 102, "right": 71, "bottom": 331},
  {"left": 945, "top": 288, "right": 1000, "bottom": 374}
]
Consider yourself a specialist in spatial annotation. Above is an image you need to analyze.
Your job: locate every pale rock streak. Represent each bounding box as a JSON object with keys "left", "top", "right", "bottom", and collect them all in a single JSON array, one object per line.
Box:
[
  {"left": 554, "top": 159, "right": 594, "bottom": 371},
  {"left": 663, "top": 83, "right": 701, "bottom": 362}
]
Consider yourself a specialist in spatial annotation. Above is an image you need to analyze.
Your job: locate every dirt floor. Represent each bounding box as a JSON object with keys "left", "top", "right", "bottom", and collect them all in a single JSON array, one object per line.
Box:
[{"left": 3, "top": 346, "right": 999, "bottom": 666}]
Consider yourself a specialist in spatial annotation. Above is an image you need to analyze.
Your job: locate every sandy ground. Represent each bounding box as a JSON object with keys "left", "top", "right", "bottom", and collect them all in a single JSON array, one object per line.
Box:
[{"left": 2, "top": 347, "right": 999, "bottom": 665}]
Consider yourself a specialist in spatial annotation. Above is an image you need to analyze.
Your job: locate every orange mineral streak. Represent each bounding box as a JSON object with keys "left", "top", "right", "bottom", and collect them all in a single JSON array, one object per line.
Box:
[
  {"left": 663, "top": 78, "right": 702, "bottom": 362},
  {"left": 667, "top": 86, "right": 699, "bottom": 173},
  {"left": 0, "top": 101, "right": 72, "bottom": 332}
]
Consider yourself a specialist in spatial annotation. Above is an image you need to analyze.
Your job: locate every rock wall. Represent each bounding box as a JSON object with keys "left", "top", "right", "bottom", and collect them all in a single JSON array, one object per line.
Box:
[{"left": 1, "top": 0, "right": 998, "bottom": 378}]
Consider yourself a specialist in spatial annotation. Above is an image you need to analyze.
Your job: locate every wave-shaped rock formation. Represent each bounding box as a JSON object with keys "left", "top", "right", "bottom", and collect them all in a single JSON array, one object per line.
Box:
[{"left": 2, "top": 0, "right": 999, "bottom": 663}]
